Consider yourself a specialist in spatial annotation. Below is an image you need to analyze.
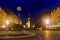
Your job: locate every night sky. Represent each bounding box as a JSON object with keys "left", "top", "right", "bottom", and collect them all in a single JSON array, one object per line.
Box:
[{"left": 0, "top": 0, "right": 60, "bottom": 24}]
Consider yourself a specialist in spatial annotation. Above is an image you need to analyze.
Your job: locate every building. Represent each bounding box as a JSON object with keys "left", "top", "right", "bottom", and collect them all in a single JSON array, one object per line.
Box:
[
  {"left": 0, "top": 7, "right": 22, "bottom": 27},
  {"left": 51, "top": 7, "right": 60, "bottom": 25},
  {"left": 5, "top": 10, "right": 22, "bottom": 25},
  {"left": 26, "top": 17, "right": 31, "bottom": 28},
  {"left": 0, "top": 7, "right": 7, "bottom": 26}
]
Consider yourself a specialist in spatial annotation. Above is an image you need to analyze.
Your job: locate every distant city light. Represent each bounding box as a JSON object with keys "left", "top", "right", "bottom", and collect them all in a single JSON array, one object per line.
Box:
[
  {"left": 2, "top": 25, "right": 6, "bottom": 28},
  {"left": 32, "top": 25, "right": 35, "bottom": 28},
  {"left": 23, "top": 25, "right": 26, "bottom": 28}
]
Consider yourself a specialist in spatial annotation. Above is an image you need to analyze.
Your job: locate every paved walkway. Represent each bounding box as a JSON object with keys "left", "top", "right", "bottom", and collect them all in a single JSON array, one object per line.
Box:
[{"left": 0, "top": 30, "right": 35, "bottom": 39}]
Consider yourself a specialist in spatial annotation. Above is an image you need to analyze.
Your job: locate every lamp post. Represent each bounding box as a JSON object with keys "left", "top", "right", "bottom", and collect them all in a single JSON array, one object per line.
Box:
[
  {"left": 6, "top": 20, "right": 10, "bottom": 25},
  {"left": 17, "top": 6, "right": 21, "bottom": 24},
  {"left": 44, "top": 19, "right": 50, "bottom": 28},
  {"left": 45, "top": 19, "right": 50, "bottom": 25},
  {"left": 5, "top": 20, "right": 10, "bottom": 32},
  {"left": 45, "top": 19, "right": 50, "bottom": 28},
  {"left": 17, "top": 6, "right": 22, "bottom": 31}
]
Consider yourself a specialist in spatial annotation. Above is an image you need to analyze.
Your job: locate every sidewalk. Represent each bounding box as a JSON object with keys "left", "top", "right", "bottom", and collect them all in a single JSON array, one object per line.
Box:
[{"left": 0, "top": 30, "right": 35, "bottom": 39}]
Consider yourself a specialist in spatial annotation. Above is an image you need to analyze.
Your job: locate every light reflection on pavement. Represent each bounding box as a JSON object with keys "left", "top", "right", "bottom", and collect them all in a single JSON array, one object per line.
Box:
[
  {"left": 35, "top": 30, "right": 60, "bottom": 40},
  {"left": 44, "top": 31, "right": 50, "bottom": 40}
]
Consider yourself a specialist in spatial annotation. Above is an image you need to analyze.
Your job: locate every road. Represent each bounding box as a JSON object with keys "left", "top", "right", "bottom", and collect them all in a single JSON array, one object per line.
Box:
[
  {"left": 29, "top": 30, "right": 60, "bottom": 40},
  {"left": 0, "top": 30, "right": 60, "bottom": 40}
]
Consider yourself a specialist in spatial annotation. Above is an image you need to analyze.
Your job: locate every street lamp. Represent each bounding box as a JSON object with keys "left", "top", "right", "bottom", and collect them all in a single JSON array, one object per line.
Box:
[
  {"left": 5, "top": 20, "right": 10, "bottom": 32},
  {"left": 45, "top": 19, "right": 50, "bottom": 25},
  {"left": 6, "top": 20, "right": 10, "bottom": 25},
  {"left": 17, "top": 6, "right": 21, "bottom": 24},
  {"left": 44, "top": 19, "right": 50, "bottom": 28}
]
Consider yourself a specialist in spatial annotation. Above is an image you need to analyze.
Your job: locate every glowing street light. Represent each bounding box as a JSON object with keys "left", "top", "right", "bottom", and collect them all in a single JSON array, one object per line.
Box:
[
  {"left": 44, "top": 19, "right": 50, "bottom": 28},
  {"left": 6, "top": 20, "right": 10, "bottom": 25},
  {"left": 45, "top": 19, "right": 50, "bottom": 25}
]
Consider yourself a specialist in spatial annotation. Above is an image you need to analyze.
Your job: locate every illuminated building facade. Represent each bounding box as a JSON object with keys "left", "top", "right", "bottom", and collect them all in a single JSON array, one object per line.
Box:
[
  {"left": 26, "top": 17, "right": 31, "bottom": 28},
  {"left": 0, "top": 7, "right": 7, "bottom": 26},
  {"left": 0, "top": 7, "right": 22, "bottom": 26},
  {"left": 6, "top": 10, "right": 22, "bottom": 25},
  {"left": 51, "top": 7, "right": 60, "bottom": 25}
]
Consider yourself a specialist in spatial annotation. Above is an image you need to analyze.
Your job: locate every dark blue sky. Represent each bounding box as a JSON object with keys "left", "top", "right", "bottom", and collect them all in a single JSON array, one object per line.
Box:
[{"left": 0, "top": 0, "right": 60, "bottom": 24}]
